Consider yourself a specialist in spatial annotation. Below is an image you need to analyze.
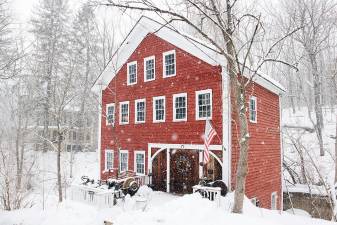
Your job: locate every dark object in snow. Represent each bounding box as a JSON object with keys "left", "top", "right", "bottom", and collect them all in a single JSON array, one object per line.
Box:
[
  {"left": 81, "top": 176, "right": 94, "bottom": 185},
  {"left": 198, "top": 178, "right": 228, "bottom": 197},
  {"left": 104, "top": 220, "right": 113, "bottom": 225}
]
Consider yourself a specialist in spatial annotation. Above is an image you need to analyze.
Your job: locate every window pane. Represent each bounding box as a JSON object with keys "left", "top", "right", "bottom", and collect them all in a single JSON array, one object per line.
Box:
[
  {"left": 136, "top": 153, "right": 144, "bottom": 174},
  {"left": 120, "top": 153, "right": 128, "bottom": 171},
  {"left": 106, "top": 151, "right": 114, "bottom": 170},
  {"left": 165, "top": 53, "right": 175, "bottom": 76},
  {"left": 129, "top": 64, "right": 137, "bottom": 84},
  {"left": 175, "top": 96, "right": 186, "bottom": 120},
  {"left": 136, "top": 101, "right": 145, "bottom": 122},
  {"left": 155, "top": 98, "right": 165, "bottom": 121},
  {"left": 198, "top": 93, "right": 211, "bottom": 118},
  {"left": 146, "top": 59, "right": 154, "bottom": 80},
  {"left": 121, "top": 103, "right": 129, "bottom": 123}
]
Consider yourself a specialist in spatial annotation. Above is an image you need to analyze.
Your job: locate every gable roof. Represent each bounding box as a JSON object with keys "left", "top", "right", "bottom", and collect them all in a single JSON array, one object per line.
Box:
[{"left": 92, "top": 16, "right": 285, "bottom": 95}]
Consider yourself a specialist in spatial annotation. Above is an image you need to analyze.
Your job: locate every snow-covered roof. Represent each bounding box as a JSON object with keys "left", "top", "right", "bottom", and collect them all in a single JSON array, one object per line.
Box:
[{"left": 92, "top": 16, "right": 285, "bottom": 95}]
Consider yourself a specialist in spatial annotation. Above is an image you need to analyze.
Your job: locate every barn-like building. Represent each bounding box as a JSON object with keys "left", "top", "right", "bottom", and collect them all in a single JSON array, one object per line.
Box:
[{"left": 92, "top": 16, "right": 284, "bottom": 210}]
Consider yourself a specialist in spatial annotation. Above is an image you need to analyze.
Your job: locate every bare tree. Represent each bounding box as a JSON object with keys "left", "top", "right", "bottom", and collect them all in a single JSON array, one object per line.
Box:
[{"left": 280, "top": 0, "right": 337, "bottom": 156}]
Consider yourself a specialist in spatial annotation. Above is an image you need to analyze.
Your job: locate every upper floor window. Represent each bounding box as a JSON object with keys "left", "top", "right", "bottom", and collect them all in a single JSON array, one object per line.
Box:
[
  {"left": 106, "top": 103, "right": 115, "bottom": 125},
  {"left": 134, "top": 151, "right": 145, "bottom": 175},
  {"left": 127, "top": 61, "right": 137, "bottom": 85},
  {"left": 105, "top": 150, "right": 114, "bottom": 170},
  {"left": 163, "top": 50, "right": 176, "bottom": 77},
  {"left": 173, "top": 93, "right": 187, "bottom": 122},
  {"left": 119, "top": 101, "right": 129, "bottom": 124},
  {"left": 135, "top": 99, "right": 146, "bottom": 123},
  {"left": 144, "top": 56, "right": 155, "bottom": 82},
  {"left": 153, "top": 96, "right": 165, "bottom": 122},
  {"left": 196, "top": 89, "right": 212, "bottom": 120},
  {"left": 119, "top": 150, "right": 128, "bottom": 172},
  {"left": 249, "top": 96, "right": 257, "bottom": 123}
]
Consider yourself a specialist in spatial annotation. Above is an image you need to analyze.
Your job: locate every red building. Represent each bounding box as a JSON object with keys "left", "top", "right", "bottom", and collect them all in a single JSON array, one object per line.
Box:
[{"left": 92, "top": 16, "right": 285, "bottom": 210}]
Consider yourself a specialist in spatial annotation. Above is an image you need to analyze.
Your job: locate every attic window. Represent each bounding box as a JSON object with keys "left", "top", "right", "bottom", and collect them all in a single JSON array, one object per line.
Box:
[
  {"left": 127, "top": 61, "right": 137, "bottom": 85},
  {"left": 163, "top": 50, "right": 176, "bottom": 77},
  {"left": 144, "top": 56, "right": 155, "bottom": 81}
]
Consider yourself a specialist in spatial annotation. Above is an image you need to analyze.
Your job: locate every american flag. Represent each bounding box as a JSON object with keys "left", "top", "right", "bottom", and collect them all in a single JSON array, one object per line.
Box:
[{"left": 203, "top": 119, "right": 217, "bottom": 164}]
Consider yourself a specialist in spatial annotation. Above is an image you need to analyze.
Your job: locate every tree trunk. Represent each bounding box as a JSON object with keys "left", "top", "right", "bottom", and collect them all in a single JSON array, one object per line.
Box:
[
  {"left": 309, "top": 53, "right": 324, "bottom": 156},
  {"left": 57, "top": 131, "right": 63, "bottom": 202},
  {"left": 335, "top": 115, "right": 337, "bottom": 184},
  {"left": 223, "top": 0, "right": 250, "bottom": 214}
]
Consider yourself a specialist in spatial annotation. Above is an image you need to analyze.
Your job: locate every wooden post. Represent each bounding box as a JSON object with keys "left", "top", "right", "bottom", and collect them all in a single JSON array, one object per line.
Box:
[
  {"left": 199, "top": 150, "right": 203, "bottom": 179},
  {"left": 166, "top": 148, "right": 170, "bottom": 193}
]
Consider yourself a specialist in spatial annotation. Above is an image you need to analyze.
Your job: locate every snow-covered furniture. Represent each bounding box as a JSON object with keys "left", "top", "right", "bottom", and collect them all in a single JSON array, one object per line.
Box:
[
  {"left": 71, "top": 184, "right": 120, "bottom": 208},
  {"left": 192, "top": 185, "right": 221, "bottom": 207}
]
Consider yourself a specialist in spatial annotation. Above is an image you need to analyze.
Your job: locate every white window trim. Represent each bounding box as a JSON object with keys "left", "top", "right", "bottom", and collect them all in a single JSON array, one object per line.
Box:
[
  {"left": 173, "top": 93, "right": 187, "bottom": 122},
  {"left": 153, "top": 96, "right": 166, "bottom": 123},
  {"left": 105, "top": 149, "right": 114, "bottom": 171},
  {"left": 271, "top": 192, "right": 277, "bottom": 210},
  {"left": 144, "top": 56, "right": 155, "bottom": 82},
  {"left": 134, "top": 150, "right": 145, "bottom": 175},
  {"left": 119, "top": 150, "right": 128, "bottom": 172},
  {"left": 163, "top": 50, "right": 176, "bottom": 78},
  {"left": 135, "top": 98, "right": 146, "bottom": 124},
  {"left": 119, "top": 101, "right": 130, "bottom": 125},
  {"left": 127, "top": 61, "right": 137, "bottom": 85},
  {"left": 106, "top": 103, "right": 115, "bottom": 126},
  {"left": 249, "top": 96, "right": 257, "bottom": 123},
  {"left": 195, "top": 89, "right": 213, "bottom": 120}
]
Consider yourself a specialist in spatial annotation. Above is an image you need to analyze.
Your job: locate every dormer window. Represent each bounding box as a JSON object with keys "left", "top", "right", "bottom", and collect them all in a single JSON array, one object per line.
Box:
[
  {"left": 127, "top": 61, "right": 137, "bottom": 85},
  {"left": 144, "top": 56, "right": 155, "bottom": 82},
  {"left": 163, "top": 50, "right": 176, "bottom": 77}
]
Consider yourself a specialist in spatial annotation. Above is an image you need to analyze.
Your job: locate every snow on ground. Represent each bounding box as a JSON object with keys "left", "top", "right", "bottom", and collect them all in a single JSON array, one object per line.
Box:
[{"left": 1, "top": 188, "right": 334, "bottom": 225}]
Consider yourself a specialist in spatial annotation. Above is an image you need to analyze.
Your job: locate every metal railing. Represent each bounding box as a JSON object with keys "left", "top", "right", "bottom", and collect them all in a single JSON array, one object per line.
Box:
[{"left": 192, "top": 185, "right": 221, "bottom": 207}]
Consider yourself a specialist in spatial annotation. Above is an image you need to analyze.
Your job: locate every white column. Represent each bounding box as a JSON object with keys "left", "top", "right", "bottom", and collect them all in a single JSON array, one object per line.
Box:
[
  {"left": 147, "top": 144, "right": 152, "bottom": 175},
  {"left": 166, "top": 148, "right": 170, "bottom": 193},
  {"left": 199, "top": 150, "right": 203, "bottom": 179},
  {"left": 221, "top": 66, "right": 231, "bottom": 189}
]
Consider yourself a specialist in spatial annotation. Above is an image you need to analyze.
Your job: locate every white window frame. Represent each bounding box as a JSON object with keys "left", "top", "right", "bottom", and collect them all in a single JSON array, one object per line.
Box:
[
  {"left": 153, "top": 96, "right": 166, "bottom": 123},
  {"left": 144, "top": 56, "right": 155, "bottom": 82},
  {"left": 135, "top": 99, "right": 146, "bottom": 124},
  {"left": 195, "top": 89, "right": 213, "bottom": 120},
  {"left": 163, "top": 50, "right": 176, "bottom": 78},
  {"left": 119, "top": 150, "right": 128, "bottom": 172},
  {"left": 134, "top": 150, "right": 145, "bottom": 175},
  {"left": 173, "top": 93, "right": 187, "bottom": 122},
  {"left": 106, "top": 103, "right": 115, "bottom": 126},
  {"left": 105, "top": 149, "right": 114, "bottom": 171},
  {"left": 271, "top": 192, "right": 277, "bottom": 210},
  {"left": 127, "top": 61, "right": 137, "bottom": 85},
  {"left": 119, "top": 101, "right": 130, "bottom": 125},
  {"left": 249, "top": 96, "right": 257, "bottom": 123}
]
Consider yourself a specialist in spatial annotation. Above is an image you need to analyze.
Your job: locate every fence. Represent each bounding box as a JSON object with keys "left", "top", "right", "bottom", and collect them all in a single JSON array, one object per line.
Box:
[{"left": 192, "top": 185, "right": 221, "bottom": 207}]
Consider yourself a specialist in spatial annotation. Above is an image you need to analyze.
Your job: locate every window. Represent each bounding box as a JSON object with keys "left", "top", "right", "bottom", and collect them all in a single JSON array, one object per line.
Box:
[
  {"left": 119, "top": 101, "right": 129, "bottom": 124},
  {"left": 144, "top": 56, "right": 155, "bottom": 81},
  {"left": 127, "top": 61, "right": 137, "bottom": 85},
  {"left": 196, "top": 89, "right": 212, "bottom": 120},
  {"left": 135, "top": 99, "right": 146, "bottom": 123},
  {"left": 173, "top": 93, "right": 187, "bottom": 122},
  {"left": 72, "top": 131, "right": 77, "bottom": 141},
  {"left": 153, "top": 96, "right": 165, "bottom": 122},
  {"left": 106, "top": 103, "right": 115, "bottom": 125},
  {"left": 105, "top": 150, "right": 114, "bottom": 170},
  {"left": 134, "top": 151, "right": 145, "bottom": 175},
  {"left": 163, "top": 50, "right": 176, "bottom": 77},
  {"left": 119, "top": 150, "right": 128, "bottom": 172},
  {"left": 271, "top": 192, "right": 277, "bottom": 210},
  {"left": 249, "top": 96, "right": 257, "bottom": 123}
]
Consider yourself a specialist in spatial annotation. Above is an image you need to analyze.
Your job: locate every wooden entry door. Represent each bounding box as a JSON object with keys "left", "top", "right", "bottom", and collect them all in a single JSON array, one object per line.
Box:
[{"left": 170, "top": 149, "right": 199, "bottom": 194}]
